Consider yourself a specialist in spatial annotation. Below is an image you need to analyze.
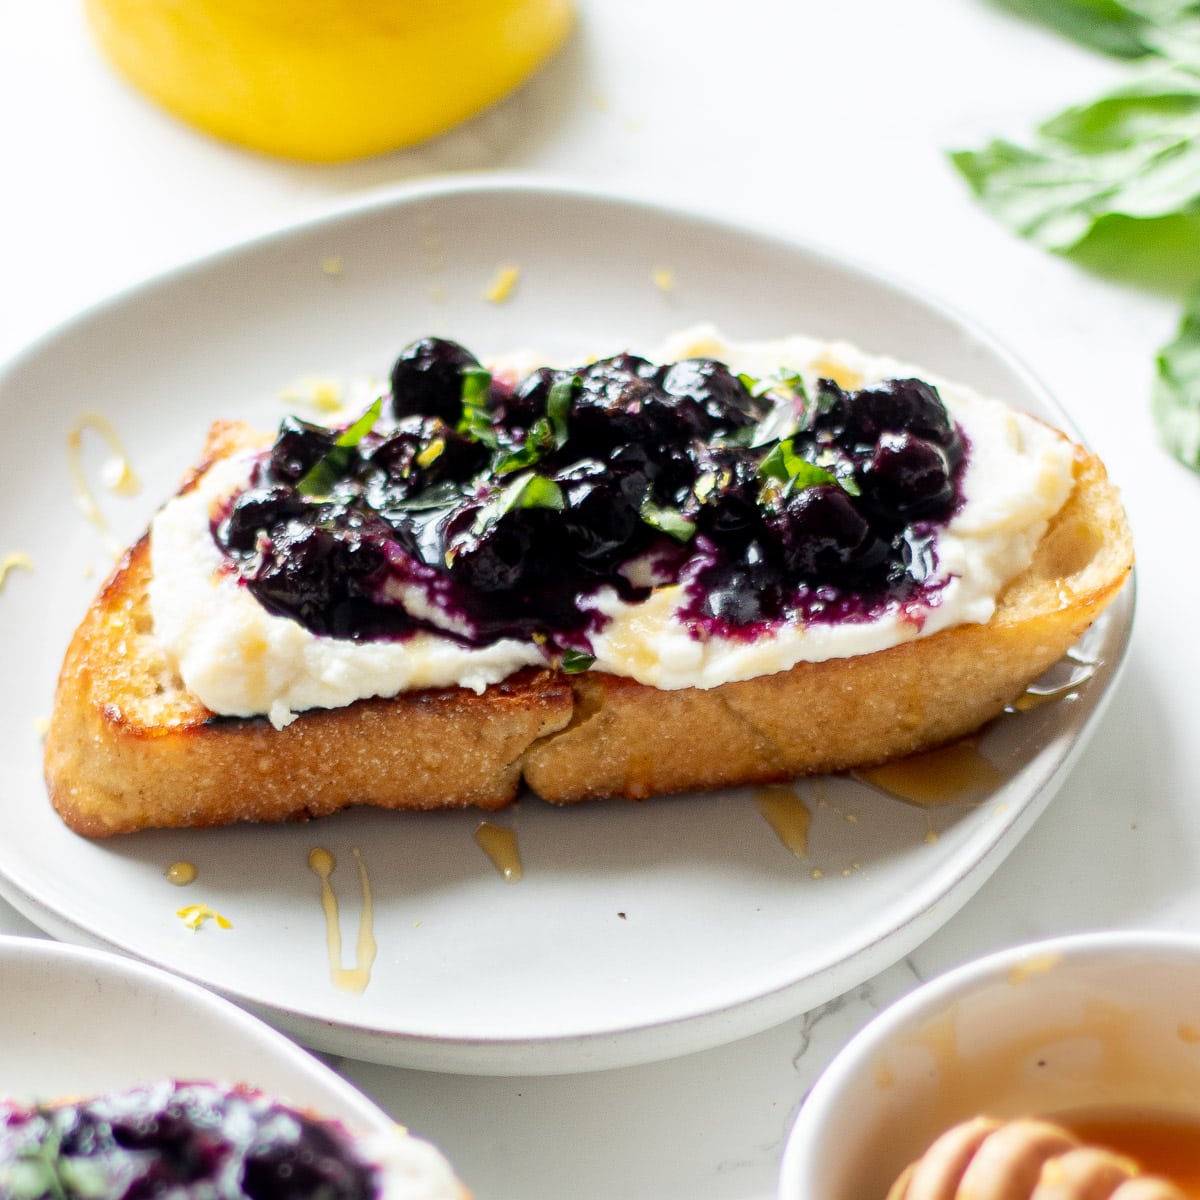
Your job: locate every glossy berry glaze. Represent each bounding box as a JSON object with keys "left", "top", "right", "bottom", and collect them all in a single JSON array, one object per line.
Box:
[
  {"left": 213, "top": 337, "right": 966, "bottom": 659},
  {"left": 0, "top": 1081, "right": 377, "bottom": 1200}
]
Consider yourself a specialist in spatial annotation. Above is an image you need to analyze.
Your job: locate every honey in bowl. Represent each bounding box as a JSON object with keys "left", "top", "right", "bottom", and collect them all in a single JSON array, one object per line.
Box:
[
  {"left": 887, "top": 1109, "right": 1200, "bottom": 1199},
  {"left": 1053, "top": 1107, "right": 1200, "bottom": 1196}
]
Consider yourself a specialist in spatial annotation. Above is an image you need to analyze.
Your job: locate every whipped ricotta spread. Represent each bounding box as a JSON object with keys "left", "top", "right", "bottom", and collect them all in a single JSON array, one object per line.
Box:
[{"left": 148, "top": 328, "right": 1076, "bottom": 727}]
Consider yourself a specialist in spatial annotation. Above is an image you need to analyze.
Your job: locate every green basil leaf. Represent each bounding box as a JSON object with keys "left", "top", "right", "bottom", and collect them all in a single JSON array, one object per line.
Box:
[
  {"left": 757, "top": 439, "right": 837, "bottom": 490},
  {"left": 986, "top": 0, "right": 1189, "bottom": 59},
  {"left": 560, "top": 649, "right": 596, "bottom": 674},
  {"left": 955, "top": 0, "right": 1200, "bottom": 472},
  {"left": 472, "top": 472, "right": 565, "bottom": 538},
  {"left": 297, "top": 397, "right": 383, "bottom": 497},
  {"left": 951, "top": 66, "right": 1200, "bottom": 279},
  {"left": 456, "top": 367, "right": 499, "bottom": 449},
  {"left": 504, "top": 473, "right": 564, "bottom": 513},
  {"left": 1153, "top": 285, "right": 1200, "bottom": 465},
  {"left": 460, "top": 366, "right": 492, "bottom": 410},
  {"left": 545, "top": 374, "right": 576, "bottom": 448},
  {"left": 747, "top": 400, "right": 803, "bottom": 449},
  {"left": 639, "top": 499, "right": 696, "bottom": 542}
]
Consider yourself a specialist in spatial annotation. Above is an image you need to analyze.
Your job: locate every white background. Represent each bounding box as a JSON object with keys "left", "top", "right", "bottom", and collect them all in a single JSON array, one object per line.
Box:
[{"left": 2, "top": 4, "right": 1198, "bottom": 1199}]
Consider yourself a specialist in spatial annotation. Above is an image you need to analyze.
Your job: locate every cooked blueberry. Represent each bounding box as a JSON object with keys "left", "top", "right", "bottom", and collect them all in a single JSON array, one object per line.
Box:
[
  {"left": 366, "top": 416, "right": 488, "bottom": 485},
  {"left": 250, "top": 524, "right": 386, "bottom": 633},
  {"left": 558, "top": 466, "right": 645, "bottom": 566},
  {"left": 694, "top": 556, "right": 786, "bottom": 626},
  {"left": 445, "top": 505, "right": 569, "bottom": 595},
  {"left": 389, "top": 336, "right": 482, "bottom": 424},
  {"left": 766, "top": 483, "right": 884, "bottom": 581},
  {"left": 219, "top": 486, "right": 311, "bottom": 552},
  {"left": 861, "top": 432, "right": 955, "bottom": 522},
  {"left": 504, "top": 365, "right": 574, "bottom": 428},
  {"left": 689, "top": 447, "right": 763, "bottom": 549},
  {"left": 844, "top": 378, "right": 957, "bottom": 447},
  {"left": 659, "top": 359, "right": 763, "bottom": 435},
  {"left": 267, "top": 416, "right": 338, "bottom": 485}
]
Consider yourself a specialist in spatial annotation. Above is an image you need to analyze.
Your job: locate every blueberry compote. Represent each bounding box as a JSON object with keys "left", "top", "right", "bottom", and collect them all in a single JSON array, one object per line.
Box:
[
  {"left": 213, "top": 337, "right": 966, "bottom": 659},
  {"left": 0, "top": 1081, "right": 377, "bottom": 1199}
]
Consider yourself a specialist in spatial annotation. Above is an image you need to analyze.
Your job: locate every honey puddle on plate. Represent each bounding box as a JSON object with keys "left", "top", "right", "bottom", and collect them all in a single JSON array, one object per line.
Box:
[
  {"left": 165, "top": 860, "right": 197, "bottom": 886},
  {"left": 308, "top": 847, "right": 377, "bottom": 994},
  {"left": 856, "top": 739, "right": 1005, "bottom": 808}
]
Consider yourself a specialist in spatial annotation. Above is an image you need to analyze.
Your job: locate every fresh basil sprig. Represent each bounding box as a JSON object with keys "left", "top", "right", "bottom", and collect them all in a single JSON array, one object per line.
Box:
[
  {"left": 951, "top": 5, "right": 1200, "bottom": 470},
  {"left": 296, "top": 397, "right": 383, "bottom": 497},
  {"left": 989, "top": 0, "right": 1200, "bottom": 61},
  {"left": 1153, "top": 287, "right": 1200, "bottom": 465}
]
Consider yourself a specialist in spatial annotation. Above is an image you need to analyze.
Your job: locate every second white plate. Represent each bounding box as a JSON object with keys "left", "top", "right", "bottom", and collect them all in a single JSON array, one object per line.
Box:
[
  {"left": 0, "top": 177, "right": 1133, "bottom": 1074},
  {"left": 0, "top": 935, "right": 393, "bottom": 1129}
]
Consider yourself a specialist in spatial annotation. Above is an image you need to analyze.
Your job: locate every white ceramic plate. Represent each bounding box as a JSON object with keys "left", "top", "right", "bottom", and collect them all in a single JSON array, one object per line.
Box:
[
  {"left": 0, "top": 177, "right": 1133, "bottom": 1075},
  {"left": 0, "top": 934, "right": 393, "bottom": 1130}
]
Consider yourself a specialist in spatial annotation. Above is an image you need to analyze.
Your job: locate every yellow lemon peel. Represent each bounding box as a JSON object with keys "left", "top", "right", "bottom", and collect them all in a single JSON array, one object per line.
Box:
[{"left": 85, "top": 0, "right": 574, "bottom": 162}]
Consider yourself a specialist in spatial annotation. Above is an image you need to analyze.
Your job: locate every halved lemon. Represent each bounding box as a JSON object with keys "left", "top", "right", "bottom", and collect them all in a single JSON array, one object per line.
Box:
[{"left": 84, "top": 0, "right": 574, "bottom": 162}]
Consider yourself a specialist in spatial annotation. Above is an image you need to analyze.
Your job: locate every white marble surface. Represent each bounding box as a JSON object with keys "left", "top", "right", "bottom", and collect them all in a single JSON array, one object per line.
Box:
[{"left": 2, "top": 4, "right": 1197, "bottom": 1199}]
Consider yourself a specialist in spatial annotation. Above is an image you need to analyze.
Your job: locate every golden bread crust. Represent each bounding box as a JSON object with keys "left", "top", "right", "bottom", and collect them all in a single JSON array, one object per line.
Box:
[{"left": 44, "top": 429, "right": 1133, "bottom": 835}]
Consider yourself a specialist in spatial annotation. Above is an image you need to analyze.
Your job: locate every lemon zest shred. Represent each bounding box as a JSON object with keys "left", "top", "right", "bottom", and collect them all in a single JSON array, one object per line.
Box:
[
  {"left": 176, "top": 903, "right": 233, "bottom": 931},
  {"left": 279, "top": 377, "right": 345, "bottom": 414},
  {"left": 484, "top": 264, "right": 520, "bottom": 304}
]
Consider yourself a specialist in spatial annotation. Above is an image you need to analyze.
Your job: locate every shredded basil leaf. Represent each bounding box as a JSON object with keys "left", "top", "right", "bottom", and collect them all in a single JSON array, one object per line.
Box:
[
  {"left": 492, "top": 374, "right": 576, "bottom": 474},
  {"left": 545, "top": 374, "right": 576, "bottom": 447},
  {"left": 456, "top": 367, "right": 499, "bottom": 449},
  {"left": 757, "top": 439, "right": 838, "bottom": 491},
  {"left": 639, "top": 499, "right": 696, "bottom": 542},
  {"left": 472, "top": 472, "right": 564, "bottom": 538},
  {"left": 560, "top": 649, "right": 596, "bottom": 674},
  {"left": 297, "top": 397, "right": 383, "bottom": 497}
]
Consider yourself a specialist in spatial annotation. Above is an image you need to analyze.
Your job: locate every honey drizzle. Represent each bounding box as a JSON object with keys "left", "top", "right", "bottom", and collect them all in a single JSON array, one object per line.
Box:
[
  {"left": 754, "top": 785, "right": 812, "bottom": 859},
  {"left": 307, "top": 847, "right": 377, "bottom": 994},
  {"left": 855, "top": 739, "right": 1005, "bottom": 809},
  {"left": 0, "top": 551, "right": 32, "bottom": 591},
  {"left": 474, "top": 821, "right": 523, "bottom": 882},
  {"left": 66, "top": 413, "right": 141, "bottom": 553}
]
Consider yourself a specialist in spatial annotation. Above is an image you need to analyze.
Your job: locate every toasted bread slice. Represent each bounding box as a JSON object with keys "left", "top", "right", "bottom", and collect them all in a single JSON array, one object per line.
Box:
[{"left": 44, "top": 429, "right": 1132, "bottom": 836}]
